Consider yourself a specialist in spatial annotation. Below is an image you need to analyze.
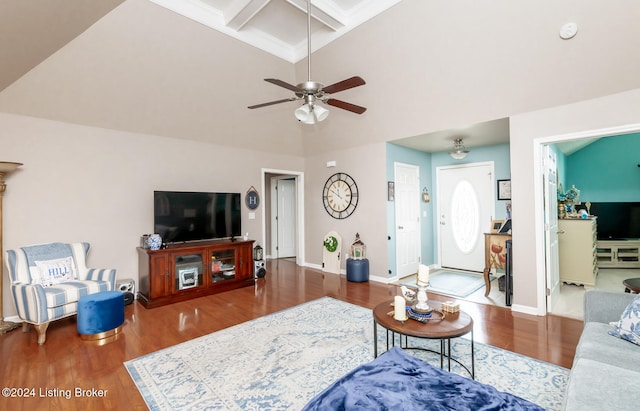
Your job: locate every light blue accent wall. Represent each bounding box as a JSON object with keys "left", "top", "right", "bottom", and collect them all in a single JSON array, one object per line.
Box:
[
  {"left": 564, "top": 133, "right": 640, "bottom": 202},
  {"left": 386, "top": 143, "right": 433, "bottom": 278},
  {"left": 386, "top": 142, "right": 511, "bottom": 278}
]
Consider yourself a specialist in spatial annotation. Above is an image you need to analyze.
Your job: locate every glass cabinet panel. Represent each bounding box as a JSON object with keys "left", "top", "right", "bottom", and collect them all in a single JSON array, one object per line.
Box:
[
  {"left": 211, "top": 248, "right": 236, "bottom": 283},
  {"left": 174, "top": 254, "right": 203, "bottom": 291}
]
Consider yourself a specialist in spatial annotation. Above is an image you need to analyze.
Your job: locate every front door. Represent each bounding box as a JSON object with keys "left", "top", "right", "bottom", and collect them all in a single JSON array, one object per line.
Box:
[{"left": 437, "top": 162, "right": 494, "bottom": 271}]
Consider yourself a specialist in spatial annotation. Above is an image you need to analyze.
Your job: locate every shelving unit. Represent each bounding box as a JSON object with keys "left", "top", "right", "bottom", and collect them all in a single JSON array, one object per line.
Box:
[
  {"left": 596, "top": 240, "right": 640, "bottom": 268},
  {"left": 137, "top": 239, "right": 254, "bottom": 308}
]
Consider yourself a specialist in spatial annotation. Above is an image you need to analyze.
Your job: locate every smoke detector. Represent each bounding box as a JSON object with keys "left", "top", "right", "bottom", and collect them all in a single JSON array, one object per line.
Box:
[{"left": 559, "top": 22, "right": 578, "bottom": 40}]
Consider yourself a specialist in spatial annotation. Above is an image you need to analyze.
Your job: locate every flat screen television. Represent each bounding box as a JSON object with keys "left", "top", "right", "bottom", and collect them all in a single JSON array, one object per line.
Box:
[
  {"left": 578, "top": 202, "right": 640, "bottom": 240},
  {"left": 154, "top": 191, "right": 241, "bottom": 244}
]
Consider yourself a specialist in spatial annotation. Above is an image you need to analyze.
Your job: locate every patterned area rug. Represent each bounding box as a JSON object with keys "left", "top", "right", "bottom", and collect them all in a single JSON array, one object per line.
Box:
[
  {"left": 403, "top": 269, "right": 495, "bottom": 298},
  {"left": 124, "top": 297, "right": 568, "bottom": 410}
]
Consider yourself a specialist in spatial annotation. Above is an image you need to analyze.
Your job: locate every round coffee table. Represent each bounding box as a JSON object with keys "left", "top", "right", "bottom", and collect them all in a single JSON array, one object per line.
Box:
[
  {"left": 373, "top": 299, "right": 474, "bottom": 379},
  {"left": 623, "top": 277, "right": 640, "bottom": 293}
]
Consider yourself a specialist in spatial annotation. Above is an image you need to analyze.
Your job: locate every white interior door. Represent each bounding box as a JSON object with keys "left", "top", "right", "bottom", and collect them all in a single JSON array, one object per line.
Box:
[
  {"left": 544, "top": 146, "right": 560, "bottom": 312},
  {"left": 437, "top": 163, "right": 494, "bottom": 271},
  {"left": 270, "top": 177, "right": 296, "bottom": 258},
  {"left": 395, "top": 162, "right": 421, "bottom": 278}
]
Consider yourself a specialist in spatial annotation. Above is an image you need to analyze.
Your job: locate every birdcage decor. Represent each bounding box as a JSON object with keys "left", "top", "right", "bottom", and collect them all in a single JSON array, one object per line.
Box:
[{"left": 350, "top": 233, "right": 366, "bottom": 260}]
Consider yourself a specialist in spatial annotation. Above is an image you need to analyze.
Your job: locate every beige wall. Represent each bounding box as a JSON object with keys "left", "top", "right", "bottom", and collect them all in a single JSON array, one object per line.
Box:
[
  {"left": 303, "top": 143, "right": 388, "bottom": 279},
  {"left": 510, "top": 88, "right": 640, "bottom": 313},
  {"left": 0, "top": 112, "right": 304, "bottom": 317}
]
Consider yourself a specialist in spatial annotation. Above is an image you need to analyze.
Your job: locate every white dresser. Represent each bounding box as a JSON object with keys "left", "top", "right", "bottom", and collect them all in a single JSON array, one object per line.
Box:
[{"left": 558, "top": 218, "right": 598, "bottom": 287}]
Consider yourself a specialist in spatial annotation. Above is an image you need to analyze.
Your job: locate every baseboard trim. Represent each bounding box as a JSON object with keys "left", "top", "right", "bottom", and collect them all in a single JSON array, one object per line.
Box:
[
  {"left": 3, "top": 315, "right": 22, "bottom": 323},
  {"left": 510, "top": 304, "right": 542, "bottom": 316}
]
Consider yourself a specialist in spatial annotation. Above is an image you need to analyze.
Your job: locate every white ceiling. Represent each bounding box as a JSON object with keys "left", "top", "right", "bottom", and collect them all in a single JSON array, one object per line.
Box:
[
  {"left": 149, "top": 0, "right": 402, "bottom": 62},
  {"left": 391, "top": 118, "right": 511, "bottom": 154}
]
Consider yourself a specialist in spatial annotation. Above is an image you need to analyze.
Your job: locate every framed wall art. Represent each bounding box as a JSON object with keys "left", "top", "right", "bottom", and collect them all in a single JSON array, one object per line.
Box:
[{"left": 497, "top": 179, "right": 511, "bottom": 200}]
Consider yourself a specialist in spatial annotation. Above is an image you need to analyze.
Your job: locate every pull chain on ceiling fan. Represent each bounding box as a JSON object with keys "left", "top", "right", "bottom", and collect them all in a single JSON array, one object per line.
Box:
[{"left": 248, "top": 0, "right": 367, "bottom": 124}]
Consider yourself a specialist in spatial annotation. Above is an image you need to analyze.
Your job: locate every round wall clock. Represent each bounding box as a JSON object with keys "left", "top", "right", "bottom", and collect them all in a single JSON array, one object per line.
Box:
[{"left": 322, "top": 172, "right": 359, "bottom": 219}]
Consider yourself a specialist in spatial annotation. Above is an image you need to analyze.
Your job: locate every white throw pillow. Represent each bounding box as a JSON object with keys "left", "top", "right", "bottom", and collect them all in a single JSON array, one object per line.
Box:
[
  {"left": 34, "top": 257, "right": 76, "bottom": 287},
  {"left": 609, "top": 293, "right": 640, "bottom": 346}
]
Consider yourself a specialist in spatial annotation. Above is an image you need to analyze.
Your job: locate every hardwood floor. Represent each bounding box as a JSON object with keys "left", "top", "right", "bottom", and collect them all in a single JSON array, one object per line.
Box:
[{"left": 0, "top": 259, "right": 583, "bottom": 410}]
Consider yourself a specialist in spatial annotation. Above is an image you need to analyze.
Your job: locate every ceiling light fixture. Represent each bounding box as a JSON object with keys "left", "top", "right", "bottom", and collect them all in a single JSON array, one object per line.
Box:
[
  {"left": 295, "top": 95, "right": 329, "bottom": 124},
  {"left": 449, "top": 138, "right": 469, "bottom": 160},
  {"left": 248, "top": 0, "right": 367, "bottom": 121}
]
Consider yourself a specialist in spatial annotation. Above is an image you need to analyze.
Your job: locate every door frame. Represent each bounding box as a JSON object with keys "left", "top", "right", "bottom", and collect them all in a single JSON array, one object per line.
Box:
[
  {"left": 269, "top": 176, "right": 297, "bottom": 258},
  {"left": 533, "top": 123, "right": 640, "bottom": 314},
  {"left": 261, "top": 168, "right": 305, "bottom": 266}
]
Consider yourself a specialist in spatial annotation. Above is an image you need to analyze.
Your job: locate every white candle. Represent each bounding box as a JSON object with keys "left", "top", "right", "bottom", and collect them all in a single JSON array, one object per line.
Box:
[
  {"left": 394, "top": 296, "right": 406, "bottom": 321},
  {"left": 418, "top": 264, "right": 429, "bottom": 285}
]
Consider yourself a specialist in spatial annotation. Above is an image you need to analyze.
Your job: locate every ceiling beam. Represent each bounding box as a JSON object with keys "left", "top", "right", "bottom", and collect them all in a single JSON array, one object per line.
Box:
[
  {"left": 286, "top": 0, "right": 344, "bottom": 31},
  {"left": 225, "top": 0, "right": 271, "bottom": 31}
]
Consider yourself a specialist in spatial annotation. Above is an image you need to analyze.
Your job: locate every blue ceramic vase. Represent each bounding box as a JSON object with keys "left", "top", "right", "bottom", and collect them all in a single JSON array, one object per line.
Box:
[{"left": 147, "top": 234, "right": 162, "bottom": 250}]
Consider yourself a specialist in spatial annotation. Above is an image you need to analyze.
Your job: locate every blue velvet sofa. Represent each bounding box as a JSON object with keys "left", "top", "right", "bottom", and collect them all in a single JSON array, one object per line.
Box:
[{"left": 563, "top": 290, "right": 640, "bottom": 410}]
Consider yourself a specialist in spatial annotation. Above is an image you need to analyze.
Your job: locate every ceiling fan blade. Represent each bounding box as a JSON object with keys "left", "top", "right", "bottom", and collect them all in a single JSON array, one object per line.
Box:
[
  {"left": 322, "top": 76, "right": 366, "bottom": 94},
  {"left": 248, "top": 97, "right": 298, "bottom": 109},
  {"left": 325, "top": 99, "right": 367, "bottom": 115},
  {"left": 264, "top": 78, "right": 301, "bottom": 92}
]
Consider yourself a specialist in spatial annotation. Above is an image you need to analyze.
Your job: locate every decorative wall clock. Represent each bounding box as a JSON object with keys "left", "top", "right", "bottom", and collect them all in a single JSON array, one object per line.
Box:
[{"left": 322, "top": 173, "right": 359, "bottom": 219}]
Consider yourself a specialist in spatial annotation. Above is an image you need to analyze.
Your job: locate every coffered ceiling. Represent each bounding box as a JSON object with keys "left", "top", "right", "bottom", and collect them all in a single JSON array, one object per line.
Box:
[{"left": 149, "top": 0, "right": 401, "bottom": 62}]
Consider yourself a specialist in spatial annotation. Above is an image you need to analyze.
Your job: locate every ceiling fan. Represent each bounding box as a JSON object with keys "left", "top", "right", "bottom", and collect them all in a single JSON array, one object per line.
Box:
[{"left": 248, "top": 0, "right": 367, "bottom": 124}]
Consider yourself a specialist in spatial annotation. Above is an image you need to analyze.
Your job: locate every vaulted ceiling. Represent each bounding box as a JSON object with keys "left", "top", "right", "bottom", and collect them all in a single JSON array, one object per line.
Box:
[
  {"left": 0, "top": 0, "right": 399, "bottom": 92},
  {"left": 1, "top": 1, "right": 639, "bottom": 156},
  {"left": 0, "top": 0, "right": 126, "bottom": 93}
]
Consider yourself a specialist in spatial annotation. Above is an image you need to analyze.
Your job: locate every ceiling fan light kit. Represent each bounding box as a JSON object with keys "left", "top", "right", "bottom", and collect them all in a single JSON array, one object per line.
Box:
[
  {"left": 295, "top": 102, "right": 328, "bottom": 124},
  {"left": 248, "top": 0, "right": 366, "bottom": 124},
  {"left": 449, "top": 138, "right": 470, "bottom": 160}
]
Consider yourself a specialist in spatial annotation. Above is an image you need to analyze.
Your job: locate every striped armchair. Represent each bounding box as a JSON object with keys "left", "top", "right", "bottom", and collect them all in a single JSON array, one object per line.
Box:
[{"left": 5, "top": 242, "right": 116, "bottom": 345}]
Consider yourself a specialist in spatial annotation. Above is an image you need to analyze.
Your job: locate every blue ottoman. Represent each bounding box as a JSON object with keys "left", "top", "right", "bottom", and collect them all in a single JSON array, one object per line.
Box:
[
  {"left": 346, "top": 258, "right": 369, "bottom": 282},
  {"left": 77, "top": 291, "right": 124, "bottom": 340}
]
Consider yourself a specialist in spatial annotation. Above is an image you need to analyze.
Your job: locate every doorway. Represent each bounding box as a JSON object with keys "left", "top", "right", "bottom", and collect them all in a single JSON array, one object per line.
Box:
[
  {"left": 535, "top": 125, "right": 640, "bottom": 314},
  {"left": 436, "top": 162, "right": 494, "bottom": 272},
  {"left": 261, "top": 168, "right": 305, "bottom": 265},
  {"left": 270, "top": 176, "right": 296, "bottom": 259}
]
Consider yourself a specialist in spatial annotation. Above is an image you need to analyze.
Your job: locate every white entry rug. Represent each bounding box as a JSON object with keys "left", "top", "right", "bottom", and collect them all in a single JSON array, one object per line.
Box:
[
  {"left": 124, "top": 297, "right": 568, "bottom": 410},
  {"left": 402, "top": 269, "right": 495, "bottom": 298}
]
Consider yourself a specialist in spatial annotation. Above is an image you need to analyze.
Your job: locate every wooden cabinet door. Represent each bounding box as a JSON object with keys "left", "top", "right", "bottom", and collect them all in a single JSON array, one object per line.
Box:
[
  {"left": 233, "top": 242, "right": 252, "bottom": 280},
  {"left": 149, "top": 253, "right": 170, "bottom": 299}
]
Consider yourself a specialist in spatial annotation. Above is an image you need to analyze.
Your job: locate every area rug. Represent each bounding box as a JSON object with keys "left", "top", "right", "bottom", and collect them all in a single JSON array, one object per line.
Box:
[
  {"left": 403, "top": 269, "right": 494, "bottom": 298},
  {"left": 124, "top": 297, "right": 568, "bottom": 411}
]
